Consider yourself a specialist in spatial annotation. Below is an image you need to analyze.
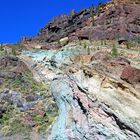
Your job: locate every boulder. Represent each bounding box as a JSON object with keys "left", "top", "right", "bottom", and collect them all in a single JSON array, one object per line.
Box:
[
  {"left": 0, "top": 56, "right": 18, "bottom": 68},
  {"left": 91, "top": 51, "right": 130, "bottom": 66},
  {"left": 108, "top": 57, "right": 130, "bottom": 66},
  {"left": 25, "top": 94, "right": 41, "bottom": 102},
  {"left": 68, "top": 33, "right": 79, "bottom": 42},
  {"left": 121, "top": 66, "right": 140, "bottom": 84},
  {"left": 40, "top": 42, "right": 62, "bottom": 50},
  {"left": 59, "top": 37, "right": 69, "bottom": 46},
  {"left": 90, "top": 51, "right": 109, "bottom": 61},
  {"left": 21, "top": 114, "right": 36, "bottom": 127},
  {"left": 0, "top": 79, "right": 3, "bottom": 85}
]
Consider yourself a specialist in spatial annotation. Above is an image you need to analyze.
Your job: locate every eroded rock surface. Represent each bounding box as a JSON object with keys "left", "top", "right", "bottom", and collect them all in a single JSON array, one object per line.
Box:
[
  {"left": 20, "top": 44, "right": 140, "bottom": 140},
  {"left": 49, "top": 72, "right": 140, "bottom": 140}
]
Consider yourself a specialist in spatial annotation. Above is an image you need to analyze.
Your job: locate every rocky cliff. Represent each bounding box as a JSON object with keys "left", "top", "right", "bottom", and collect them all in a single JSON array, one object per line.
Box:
[{"left": 22, "top": 0, "right": 140, "bottom": 45}]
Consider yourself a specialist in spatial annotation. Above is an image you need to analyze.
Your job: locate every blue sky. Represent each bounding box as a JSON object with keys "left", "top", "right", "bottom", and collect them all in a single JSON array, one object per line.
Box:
[{"left": 0, "top": 0, "right": 108, "bottom": 43}]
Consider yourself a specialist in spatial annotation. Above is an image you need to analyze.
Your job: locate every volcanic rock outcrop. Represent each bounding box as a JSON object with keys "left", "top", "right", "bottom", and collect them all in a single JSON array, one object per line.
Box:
[
  {"left": 22, "top": 0, "right": 140, "bottom": 46},
  {"left": 121, "top": 66, "right": 140, "bottom": 84},
  {"left": 21, "top": 8, "right": 93, "bottom": 44}
]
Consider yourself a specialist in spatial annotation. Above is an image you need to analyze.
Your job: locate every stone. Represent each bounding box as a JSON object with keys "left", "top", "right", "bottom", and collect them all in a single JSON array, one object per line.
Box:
[
  {"left": 108, "top": 57, "right": 131, "bottom": 66},
  {"left": 121, "top": 66, "right": 140, "bottom": 84},
  {"left": 68, "top": 33, "right": 79, "bottom": 42},
  {"left": 21, "top": 114, "right": 36, "bottom": 127},
  {"left": 90, "top": 51, "right": 109, "bottom": 61},
  {"left": 40, "top": 42, "right": 62, "bottom": 50},
  {"left": 0, "top": 56, "right": 18, "bottom": 68},
  {"left": 25, "top": 94, "right": 41, "bottom": 102},
  {"left": 0, "top": 56, "right": 29, "bottom": 74},
  {"left": 0, "top": 79, "right": 3, "bottom": 85},
  {"left": 59, "top": 37, "right": 69, "bottom": 46}
]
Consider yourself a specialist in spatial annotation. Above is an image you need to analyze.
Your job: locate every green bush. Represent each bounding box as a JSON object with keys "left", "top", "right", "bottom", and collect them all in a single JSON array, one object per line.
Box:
[
  {"left": 84, "top": 42, "right": 87, "bottom": 48},
  {"left": 87, "top": 46, "right": 90, "bottom": 55},
  {"left": 111, "top": 44, "right": 118, "bottom": 57},
  {"left": 12, "top": 47, "right": 17, "bottom": 56},
  {"left": 101, "top": 40, "right": 104, "bottom": 45},
  {"left": 96, "top": 2, "right": 104, "bottom": 16},
  {"left": 0, "top": 43, "right": 4, "bottom": 51},
  {"left": 4, "top": 49, "right": 8, "bottom": 55},
  {"left": 126, "top": 41, "right": 133, "bottom": 49},
  {"left": 137, "top": 37, "right": 140, "bottom": 44},
  {"left": 90, "top": 6, "right": 96, "bottom": 26}
]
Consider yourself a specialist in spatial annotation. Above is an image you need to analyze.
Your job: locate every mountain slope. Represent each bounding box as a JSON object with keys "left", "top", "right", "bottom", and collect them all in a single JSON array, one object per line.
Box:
[{"left": 21, "top": 0, "right": 140, "bottom": 45}]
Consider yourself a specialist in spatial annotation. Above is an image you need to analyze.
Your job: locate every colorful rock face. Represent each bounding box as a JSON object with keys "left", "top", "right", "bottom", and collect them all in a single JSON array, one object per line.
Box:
[
  {"left": 20, "top": 43, "right": 140, "bottom": 140},
  {"left": 1, "top": 0, "right": 140, "bottom": 139}
]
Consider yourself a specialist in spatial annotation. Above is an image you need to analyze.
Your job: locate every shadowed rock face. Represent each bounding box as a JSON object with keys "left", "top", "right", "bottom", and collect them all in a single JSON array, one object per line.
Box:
[
  {"left": 22, "top": 8, "right": 93, "bottom": 44},
  {"left": 22, "top": 1, "right": 140, "bottom": 45},
  {"left": 77, "top": 2, "right": 140, "bottom": 40}
]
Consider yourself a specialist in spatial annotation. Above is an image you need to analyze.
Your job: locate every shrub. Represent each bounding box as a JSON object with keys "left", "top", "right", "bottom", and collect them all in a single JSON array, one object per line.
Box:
[
  {"left": 90, "top": 6, "right": 96, "bottom": 26},
  {"left": 84, "top": 42, "right": 87, "bottom": 48},
  {"left": 91, "top": 14, "right": 95, "bottom": 26},
  {"left": 104, "top": 40, "right": 107, "bottom": 45},
  {"left": 96, "top": 2, "right": 104, "bottom": 16},
  {"left": 101, "top": 40, "right": 104, "bottom": 45},
  {"left": 4, "top": 49, "right": 8, "bottom": 55},
  {"left": 111, "top": 44, "right": 118, "bottom": 57},
  {"left": 71, "top": 9, "right": 76, "bottom": 15},
  {"left": 137, "top": 37, "right": 140, "bottom": 44},
  {"left": 79, "top": 41, "right": 82, "bottom": 46},
  {"left": 87, "top": 46, "right": 90, "bottom": 55},
  {"left": 12, "top": 47, "right": 17, "bottom": 56},
  {"left": 0, "top": 43, "right": 4, "bottom": 51},
  {"left": 126, "top": 41, "right": 133, "bottom": 49}
]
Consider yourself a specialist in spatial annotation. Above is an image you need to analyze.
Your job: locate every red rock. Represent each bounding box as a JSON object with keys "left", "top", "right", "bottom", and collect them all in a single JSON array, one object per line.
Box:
[
  {"left": 40, "top": 43, "right": 62, "bottom": 50},
  {"left": 31, "top": 108, "right": 46, "bottom": 117},
  {"left": 121, "top": 66, "right": 140, "bottom": 84},
  {"left": 90, "top": 51, "right": 109, "bottom": 61},
  {"left": 68, "top": 33, "right": 79, "bottom": 42},
  {"left": 21, "top": 1, "right": 140, "bottom": 45},
  {"left": 109, "top": 57, "right": 130, "bottom": 66},
  {"left": 21, "top": 114, "right": 36, "bottom": 127}
]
